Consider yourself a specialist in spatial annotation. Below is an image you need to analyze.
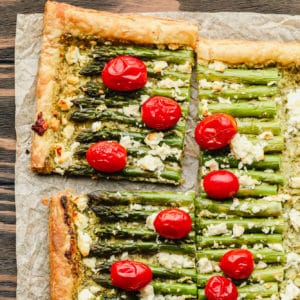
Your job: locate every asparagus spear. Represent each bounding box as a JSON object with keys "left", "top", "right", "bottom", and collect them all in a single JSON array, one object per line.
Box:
[
  {"left": 202, "top": 153, "right": 280, "bottom": 170},
  {"left": 88, "top": 190, "right": 195, "bottom": 207},
  {"left": 196, "top": 217, "right": 285, "bottom": 234},
  {"left": 237, "top": 119, "right": 281, "bottom": 135},
  {"left": 197, "top": 266, "right": 283, "bottom": 287},
  {"left": 195, "top": 198, "right": 282, "bottom": 217},
  {"left": 198, "top": 85, "right": 278, "bottom": 100},
  {"left": 152, "top": 281, "right": 197, "bottom": 297},
  {"left": 66, "top": 163, "right": 182, "bottom": 184},
  {"left": 196, "top": 248, "right": 286, "bottom": 263},
  {"left": 75, "top": 129, "right": 185, "bottom": 147},
  {"left": 197, "top": 282, "right": 278, "bottom": 299},
  {"left": 91, "top": 45, "right": 194, "bottom": 64},
  {"left": 199, "top": 101, "right": 277, "bottom": 118},
  {"left": 197, "top": 233, "right": 282, "bottom": 248},
  {"left": 248, "top": 136, "right": 284, "bottom": 153},
  {"left": 201, "top": 183, "right": 278, "bottom": 198},
  {"left": 197, "top": 65, "right": 280, "bottom": 85},
  {"left": 90, "top": 241, "right": 195, "bottom": 257},
  {"left": 93, "top": 224, "right": 195, "bottom": 243},
  {"left": 228, "top": 169, "right": 284, "bottom": 185},
  {"left": 81, "top": 81, "right": 189, "bottom": 101}
]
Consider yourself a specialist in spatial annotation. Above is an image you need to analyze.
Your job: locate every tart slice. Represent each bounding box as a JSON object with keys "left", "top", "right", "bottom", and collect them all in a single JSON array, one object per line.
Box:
[
  {"left": 49, "top": 189, "right": 196, "bottom": 299},
  {"left": 195, "top": 38, "right": 300, "bottom": 299},
  {"left": 31, "top": 1, "right": 198, "bottom": 185}
]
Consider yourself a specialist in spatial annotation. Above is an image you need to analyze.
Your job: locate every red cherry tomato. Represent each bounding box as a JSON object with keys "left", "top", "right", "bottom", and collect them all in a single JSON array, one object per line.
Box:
[
  {"left": 86, "top": 141, "right": 127, "bottom": 173},
  {"left": 102, "top": 56, "right": 147, "bottom": 91},
  {"left": 205, "top": 276, "right": 238, "bottom": 300},
  {"left": 219, "top": 249, "right": 254, "bottom": 280},
  {"left": 203, "top": 170, "right": 239, "bottom": 199},
  {"left": 110, "top": 260, "right": 152, "bottom": 291},
  {"left": 194, "top": 113, "right": 237, "bottom": 150},
  {"left": 153, "top": 208, "right": 192, "bottom": 239},
  {"left": 141, "top": 96, "right": 182, "bottom": 130}
]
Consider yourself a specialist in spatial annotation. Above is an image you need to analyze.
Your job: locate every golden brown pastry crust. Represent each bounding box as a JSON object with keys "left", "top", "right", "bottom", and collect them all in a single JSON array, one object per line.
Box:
[
  {"left": 30, "top": 1, "right": 198, "bottom": 173},
  {"left": 197, "top": 38, "right": 300, "bottom": 66},
  {"left": 49, "top": 190, "right": 77, "bottom": 300}
]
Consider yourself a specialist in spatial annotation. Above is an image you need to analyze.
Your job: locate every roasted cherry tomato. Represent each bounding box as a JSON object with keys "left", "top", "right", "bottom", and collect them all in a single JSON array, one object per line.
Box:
[
  {"left": 86, "top": 141, "right": 127, "bottom": 173},
  {"left": 205, "top": 275, "right": 238, "bottom": 300},
  {"left": 194, "top": 113, "right": 237, "bottom": 150},
  {"left": 110, "top": 260, "right": 152, "bottom": 291},
  {"left": 153, "top": 208, "right": 192, "bottom": 239},
  {"left": 102, "top": 56, "right": 147, "bottom": 91},
  {"left": 203, "top": 170, "right": 239, "bottom": 199},
  {"left": 141, "top": 96, "right": 182, "bottom": 130},
  {"left": 219, "top": 249, "right": 254, "bottom": 280}
]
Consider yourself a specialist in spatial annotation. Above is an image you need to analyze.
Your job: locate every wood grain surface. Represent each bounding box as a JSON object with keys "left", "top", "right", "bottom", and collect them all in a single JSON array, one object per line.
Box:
[{"left": 0, "top": 0, "right": 299, "bottom": 299}]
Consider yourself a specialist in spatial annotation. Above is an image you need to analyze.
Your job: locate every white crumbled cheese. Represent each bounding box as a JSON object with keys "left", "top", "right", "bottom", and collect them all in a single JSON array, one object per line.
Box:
[
  {"left": 120, "top": 252, "right": 129, "bottom": 260},
  {"left": 65, "top": 46, "right": 84, "bottom": 65},
  {"left": 218, "top": 96, "right": 232, "bottom": 104},
  {"left": 54, "top": 145, "right": 73, "bottom": 170},
  {"left": 267, "top": 243, "right": 284, "bottom": 252},
  {"left": 77, "top": 230, "right": 92, "bottom": 256},
  {"left": 130, "top": 203, "right": 143, "bottom": 210},
  {"left": 157, "top": 78, "right": 186, "bottom": 89},
  {"left": 289, "top": 177, "right": 300, "bottom": 189},
  {"left": 258, "top": 131, "right": 274, "bottom": 140},
  {"left": 83, "top": 257, "right": 97, "bottom": 270},
  {"left": 73, "top": 194, "right": 89, "bottom": 211},
  {"left": 230, "top": 83, "right": 243, "bottom": 90},
  {"left": 240, "top": 203, "right": 249, "bottom": 212},
  {"left": 286, "top": 252, "right": 300, "bottom": 270},
  {"left": 173, "top": 62, "right": 192, "bottom": 73},
  {"left": 141, "top": 94, "right": 150, "bottom": 104},
  {"left": 205, "top": 223, "right": 228, "bottom": 236},
  {"left": 122, "top": 104, "right": 140, "bottom": 117},
  {"left": 70, "top": 142, "right": 80, "bottom": 152},
  {"left": 256, "top": 261, "right": 268, "bottom": 269},
  {"left": 208, "top": 61, "right": 227, "bottom": 72},
  {"left": 201, "top": 99, "right": 209, "bottom": 116},
  {"left": 96, "top": 104, "right": 107, "bottom": 111},
  {"left": 204, "top": 159, "right": 219, "bottom": 172},
  {"left": 145, "top": 212, "right": 158, "bottom": 230},
  {"left": 153, "top": 61, "right": 168, "bottom": 73},
  {"left": 237, "top": 173, "right": 259, "bottom": 189},
  {"left": 199, "top": 79, "right": 213, "bottom": 89},
  {"left": 149, "top": 144, "right": 181, "bottom": 160},
  {"left": 197, "top": 257, "right": 214, "bottom": 273},
  {"left": 230, "top": 133, "right": 265, "bottom": 165},
  {"left": 262, "top": 194, "right": 291, "bottom": 202},
  {"left": 140, "top": 284, "right": 155, "bottom": 300},
  {"left": 91, "top": 121, "right": 102, "bottom": 132},
  {"left": 230, "top": 198, "right": 240, "bottom": 210},
  {"left": 119, "top": 136, "right": 141, "bottom": 149},
  {"left": 157, "top": 253, "right": 194, "bottom": 269},
  {"left": 144, "top": 132, "right": 164, "bottom": 148},
  {"left": 78, "top": 288, "right": 95, "bottom": 300},
  {"left": 137, "top": 155, "right": 164, "bottom": 172},
  {"left": 62, "top": 124, "right": 74, "bottom": 139},
  {"left": 289, "top": 209, "right": 300, "bottom": 232},
  {"left": 280, "top": 280, "right": 300, "bottom": 300},
  {"left": 74, "top": 212, "right": 89, "bottom": 230},
  {"left": 286, "top": 89, "right": 300, "bottom": 137},
  {"left": 232, "top": 224, "right": 245, "bottom": 237}
]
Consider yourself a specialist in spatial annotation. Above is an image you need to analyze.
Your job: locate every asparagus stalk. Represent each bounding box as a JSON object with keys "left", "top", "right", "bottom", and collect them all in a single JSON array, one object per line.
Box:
[
  {"left": 198, "top": 86, "right": 278, "bottom": 100},
  {"left": 197, "top": 233, "right": 282, "bottom": 248},
  {"left": 201, "top": 183, "right": 278, "bottom": 198},
  {"left": 88, "top": 190, "right": 195, "bottom": 207},
  {"left": 71, "top": 97, "right": 141, "bottom": 108},
  {"left": 91, "top": 45, "right": 194, "bottom": 64},
  {"left": 248, "top": 136, "right": 284, "bottom": 153},
  {"left": 197, "top": 266, "right": 283, "bottom": 287},
  {"left": 197, "top": 282, "right": 278, "bottom": 299},
  {"left": 237, "top": 119, "right": 281, "bottom": 135},
  {"left": 229, "top": 169, "right": 284, "bottom": 185},
  {"left": 152, "top": 281, "right": 197, "bottom": 297},
  {"left": 199, "top": 101, "right": 277, "bottom": 118},
  {"left": 66, "top": 164, "right": 182, "bottom": 184},
  {"left": 197, "top": 65, "right": 280, "bottom": 85},
  {"left": 93, "top": 224, "right": 195, "bottom": 243},
  {"left": 196, "top": 198, "right": 282, "bottom": 217},
  {"left": 81, "top": 81, "right": 189, "bottom": 101},
  {"left": 202, "top": 153, "right": 280, "bottom": 170},
  {"left": 90, "top": 241, "right": 195, "bottom": 257},
  {"left": 75, "top": 129, "right": 184, "bottom": 147},
  {"left": 196, "top": 248, "right": 286, "bottom": 263},
  {"left": 196, "top": 217, "right": 285, "bottom": 234}
]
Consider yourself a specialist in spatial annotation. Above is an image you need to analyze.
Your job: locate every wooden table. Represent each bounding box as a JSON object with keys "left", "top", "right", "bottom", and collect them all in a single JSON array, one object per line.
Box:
[{"left": 0, "top": 0, "right": 299, "bottom": 298}]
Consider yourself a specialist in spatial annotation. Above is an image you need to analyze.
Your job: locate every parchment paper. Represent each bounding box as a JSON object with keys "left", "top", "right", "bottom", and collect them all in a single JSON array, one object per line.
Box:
[{"left": 15, "top": 11, "right": 300, "bottom": 300}]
